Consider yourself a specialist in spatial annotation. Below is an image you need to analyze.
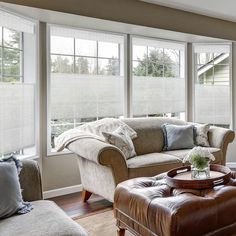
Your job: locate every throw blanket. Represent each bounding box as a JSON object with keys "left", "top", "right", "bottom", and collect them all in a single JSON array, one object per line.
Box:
[{"left": 55, "top": 118, "right": 137, "bottom": 152}]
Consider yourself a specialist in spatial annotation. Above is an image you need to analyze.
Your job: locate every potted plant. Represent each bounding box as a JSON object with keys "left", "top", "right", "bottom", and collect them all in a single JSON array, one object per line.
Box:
[{"left": 183, "top": 147, "right": 215, "bottom": 179}]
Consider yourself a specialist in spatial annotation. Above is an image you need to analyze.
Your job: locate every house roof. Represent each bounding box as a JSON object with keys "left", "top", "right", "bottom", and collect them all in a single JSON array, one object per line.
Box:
[{"left": 198, "top": 53, "right": 229, "bottom": 76}]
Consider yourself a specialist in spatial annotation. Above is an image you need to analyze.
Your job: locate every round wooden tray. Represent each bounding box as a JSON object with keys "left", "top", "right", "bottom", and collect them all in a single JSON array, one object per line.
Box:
[{"left": 166, "top": 164, "right": 231, "bottom": 189}]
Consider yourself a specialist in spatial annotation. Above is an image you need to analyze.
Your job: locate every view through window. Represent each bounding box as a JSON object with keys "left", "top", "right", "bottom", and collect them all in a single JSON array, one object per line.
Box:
[
  {"left": 49, "top": 26, "right": 125, "bottom": 148},
  {"left": 132, "top": 37, "right": 186, "bottom": 119},
  {"left": 193, "top": 44, "right": 231, "bottom": 128}
]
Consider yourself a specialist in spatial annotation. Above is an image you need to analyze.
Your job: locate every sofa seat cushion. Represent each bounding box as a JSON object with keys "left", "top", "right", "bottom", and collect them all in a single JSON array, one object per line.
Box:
[
  {"left": 127, "top": 153, "right": 182, "bottom": 178},
  {"left": 163, "top": 147, "right": 222, "bottom": 164},
  {"left": 0, "top": 200, "right": 88, "bottom": 236}
]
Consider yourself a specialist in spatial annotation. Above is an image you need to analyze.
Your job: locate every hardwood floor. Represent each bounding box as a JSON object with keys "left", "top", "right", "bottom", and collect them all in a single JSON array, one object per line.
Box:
[{"left": 49, "top": 192, "right": 113, "bottom": 218}]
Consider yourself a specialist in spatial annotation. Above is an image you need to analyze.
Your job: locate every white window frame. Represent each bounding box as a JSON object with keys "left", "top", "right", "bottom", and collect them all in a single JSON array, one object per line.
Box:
[
  {"left": 192, "top": 42, "right": 233, "bottom": 129},
  {"left": 47, "top": 24, "right": 127, "bottom": 155},
  {"left": 129, "top": 35, "right": 187, "bottom": 120},
  {"left": 0, "top": 9, "right": 39, "bottom": 160}
]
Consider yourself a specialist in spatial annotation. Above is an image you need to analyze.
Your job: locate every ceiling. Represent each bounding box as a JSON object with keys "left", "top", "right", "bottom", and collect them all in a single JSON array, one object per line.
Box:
[{"left": 141, "top": 0, "right": 236, "bottom": 23}]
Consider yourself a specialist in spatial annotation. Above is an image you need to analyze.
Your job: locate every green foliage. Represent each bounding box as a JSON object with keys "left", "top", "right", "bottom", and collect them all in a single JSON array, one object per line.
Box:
[
  {"left": 191, "top": 154, "right": 210, "bottom": 170},
  {"left": 105, "top": 58, "right": 119, "bottom": 76},
  {"left": 51, "top": 56, "right": 73, "bottom": 73},
  {"left": 77, "top": 57, "right": 89, "bottom": 74},
  {"left": 133, "top": 49, "right": 177, "bottom": 77}
]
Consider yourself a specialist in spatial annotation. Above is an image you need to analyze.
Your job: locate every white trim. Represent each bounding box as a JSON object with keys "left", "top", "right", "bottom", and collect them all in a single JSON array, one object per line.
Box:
[
  {"left": 43, "top": 184, "right": 83, "bottom": 199},
  {"left": 226, "top": 162, "right": 236, "bottom": 169}
]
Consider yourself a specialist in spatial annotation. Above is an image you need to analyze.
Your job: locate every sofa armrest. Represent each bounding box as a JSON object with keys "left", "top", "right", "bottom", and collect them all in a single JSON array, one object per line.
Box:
[
  {"left": 208, "top": 126, "right": 235, "bottom": 165},
  {"left": 68, "top": 139, "right": 128, "bottom": 184},
  {"left": 19, "top": 160, "right": 43, "bottom": 202}
]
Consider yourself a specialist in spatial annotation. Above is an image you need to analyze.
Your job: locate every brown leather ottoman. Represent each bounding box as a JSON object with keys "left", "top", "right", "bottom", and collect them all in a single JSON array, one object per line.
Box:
[{"left": 114, "top": 172, "right": 236, "bottom": 236}]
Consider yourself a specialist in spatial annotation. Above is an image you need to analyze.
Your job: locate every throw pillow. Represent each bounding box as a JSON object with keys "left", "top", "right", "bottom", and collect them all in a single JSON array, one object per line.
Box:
[
  {"left": 102, "top": 127, "right": 137, "bottom": 159},
  {"left": 162, "top": 124, "right": 195, "bottom": 151},
  {"left": 194, "top": 124, "right": 210, "bottom": 147},
  {"left": 0, "top": 156, "right": 33, "bottom": 219}
]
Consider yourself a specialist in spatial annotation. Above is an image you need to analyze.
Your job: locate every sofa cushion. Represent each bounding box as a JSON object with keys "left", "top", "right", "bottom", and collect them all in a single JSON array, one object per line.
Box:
[
  {"left": 0, "top": 200, "right": 88, "bottom": 236},
  {"left": 102, "top": 126, "right": 136, "bottom": 159},
  {"left": 123, "top": 117, "right": 187, "bottom": 155},
  {"left": 127, "top": 153, "right": 182, "bottom": 178},
  {"left": 0, "top": 158, "right": 33, "bottom": 219},
  {"left": 163, "top": 147, "right": 222, "bottom": 164},
  {"left": 162, "top": 123, "right": 195, "bottom": 150}
]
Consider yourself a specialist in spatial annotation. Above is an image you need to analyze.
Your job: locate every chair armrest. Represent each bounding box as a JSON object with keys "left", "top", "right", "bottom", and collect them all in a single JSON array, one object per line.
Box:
[
  {"left": 208, "top": 126, "right": 235, "bottom": 165},
  {"left": 68, "top": 139, "right": 128, "bottom": 184},
  {"left": 19, "top": 160, "right": 43, "bottom": 201}
]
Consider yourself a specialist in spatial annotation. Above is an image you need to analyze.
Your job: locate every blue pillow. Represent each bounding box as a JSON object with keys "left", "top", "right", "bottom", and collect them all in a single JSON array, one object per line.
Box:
[
  {"left": 162, "top": 124, "right": 195, "bottom": 151},
  {"left": 0, "top": 156, "right": 33, "bottom": 219}
]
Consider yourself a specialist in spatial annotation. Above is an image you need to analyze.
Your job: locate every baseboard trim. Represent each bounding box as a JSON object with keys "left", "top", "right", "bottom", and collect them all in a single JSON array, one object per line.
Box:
[
  {"left": 43, "top": 184, "right": 83, "bottom": 199},
  {"left": 226, "top": 162, "right": 236, "bottom": 169}
]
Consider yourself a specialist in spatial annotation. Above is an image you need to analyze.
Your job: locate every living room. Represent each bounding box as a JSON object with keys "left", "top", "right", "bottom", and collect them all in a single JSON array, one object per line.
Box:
[{"left": 1, "top": 0, "right": 236, "bottom": 235}]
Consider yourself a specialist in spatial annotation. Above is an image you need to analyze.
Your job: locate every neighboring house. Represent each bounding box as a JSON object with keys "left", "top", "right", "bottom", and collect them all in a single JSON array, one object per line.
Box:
[{"left": 197, "top": 53, "right": 230, "bottom": 85}]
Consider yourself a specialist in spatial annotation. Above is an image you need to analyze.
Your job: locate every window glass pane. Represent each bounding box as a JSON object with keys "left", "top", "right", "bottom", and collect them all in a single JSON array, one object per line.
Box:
[
  {"left": 148, "top": 47, "right": 163, "bottom": 62},
  {"left": 197, "top": 53, "right": 214, "bottom": 64},
  {"left": 133, "top": 45, "right": 146, "bottom": 60},
  {"left": 147, "top": 62, "right": 163, "bottom": 77},
  {"left": 75, "top": 57, "right": 97, "bottom": 74},
  {"left": 3, "top": 28, "right": 21, "bottom": 49},
  {"left": 51, "top": 36, "right": 74, "bottom": 55},
  {"left": 75, "top": 39, "right": 97, "bottom": 57},
  {"left": 164, "top": 63, "right": 180, "bottom": 78},
  {"left": 3, "top": 76, "right": 21, "bottom": 83},
  {"left": 133, "top": 60, "right": 146, "bottom": 76},
  {"left": 164, "top": 49, "right": 180, "bottom": 64},
  {"left": 132, "top": 38, "right": 185, "bottom": 119},
  {"left": 194, "top": 45, "right": 230, "bottom": 128},
  {"left": 98, "top": 58, "right": 119, "bottom": 75},
  {"left": 98, "top": 42, "right": 119, "bottom": 59},
  {"left": 3, "top": 48, "right": 21, "bottom": 76},
  {"left": 51, "top": 55, "right": 74, "bottom": 73}
]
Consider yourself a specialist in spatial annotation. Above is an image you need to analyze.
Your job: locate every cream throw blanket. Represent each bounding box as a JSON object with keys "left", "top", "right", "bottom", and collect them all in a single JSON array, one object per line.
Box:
[{"left": 55, "top": 118, "right": 137, "bottom": 152}]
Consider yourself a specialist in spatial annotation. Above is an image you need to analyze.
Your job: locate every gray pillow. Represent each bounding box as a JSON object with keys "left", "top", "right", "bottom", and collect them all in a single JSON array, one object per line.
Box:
[
  {"left": 162, "top": 124, "right": 195, "bottom": 151},
  {"left": 0, "top": 157, "right": 33, "bottom": 219}
]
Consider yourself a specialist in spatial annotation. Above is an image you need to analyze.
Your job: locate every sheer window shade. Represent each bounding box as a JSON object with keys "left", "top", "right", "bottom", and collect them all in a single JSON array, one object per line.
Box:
[
  {"left": 0, "top": 9, "right": 35, "bottom": 34},
  {"left": 0, "top": 83, "right": 35, "bottom": 155}
]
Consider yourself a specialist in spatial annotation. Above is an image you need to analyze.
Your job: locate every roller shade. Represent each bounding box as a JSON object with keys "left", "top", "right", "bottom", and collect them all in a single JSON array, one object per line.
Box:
[
  {"left": 51, "top": 25, "right": 124, "bottom": 44},
  {"left": 0, "top": 83, "right": 35, "bottom": 155},
  {"left": 194, "top": 44, "right": 230, "bottom": 54},
  {"left": 0, "top": 8, "right": 35, "bottom": 34}
]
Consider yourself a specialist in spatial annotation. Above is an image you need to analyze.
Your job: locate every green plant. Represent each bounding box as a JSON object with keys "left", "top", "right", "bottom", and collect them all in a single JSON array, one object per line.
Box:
[{"left": 190, "top": 154, "right": 210, "bottom": 170}]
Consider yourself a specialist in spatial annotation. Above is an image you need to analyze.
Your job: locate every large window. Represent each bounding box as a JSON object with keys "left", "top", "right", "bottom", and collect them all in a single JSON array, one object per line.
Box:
[
  {"left": 193, "top": 44, "right": 231, "bottom": 127},
  {"left": 0, "top": 10, "right": 37, "bottom": 158},
  {"left": 132, "top": 37, "right": 186, "bottom": 119},
  {"left": 49, "top": 26, "right": 125, "bottom": 149}
]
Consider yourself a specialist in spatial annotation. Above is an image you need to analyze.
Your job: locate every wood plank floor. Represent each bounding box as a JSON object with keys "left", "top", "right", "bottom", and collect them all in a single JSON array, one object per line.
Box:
[{"left": 49, "top": 192, "right": 113, "bottom": 218}]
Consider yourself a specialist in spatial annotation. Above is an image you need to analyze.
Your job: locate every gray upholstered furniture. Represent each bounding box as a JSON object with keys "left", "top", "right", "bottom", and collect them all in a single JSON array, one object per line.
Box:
[
  {"left": 0, "top": 160, "right": 88, "bottom": 236},
  {"left": 68, "top": 117, "right": 235, "bottom": 202}
]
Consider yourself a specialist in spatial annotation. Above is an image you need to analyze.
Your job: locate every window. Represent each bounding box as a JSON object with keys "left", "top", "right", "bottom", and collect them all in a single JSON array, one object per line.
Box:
[
  {"left": 132, "top": 37, "right": 186, "bottom": 119},
  {"left": 193, "top": 44, "right": 231, "bottom": 128},
  {"left": 0, "top": 9, "right": 37, "bottom": 158},
  {"left": 49, "top": 26, "right": 125, "bottom": 149}
]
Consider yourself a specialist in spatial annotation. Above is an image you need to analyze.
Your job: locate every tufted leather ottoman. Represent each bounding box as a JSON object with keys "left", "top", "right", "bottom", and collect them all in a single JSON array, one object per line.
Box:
[{"left": 114, "top": 172, "right": 236, "bottom": 236}]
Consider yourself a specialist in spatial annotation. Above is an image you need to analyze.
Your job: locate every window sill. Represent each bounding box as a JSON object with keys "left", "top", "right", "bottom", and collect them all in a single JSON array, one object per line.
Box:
[
  {"left": 47, "top": 148, "right": 73, "bottom": 157},
  {"left": 16, "top": 154, "right": 40, "bottom": 161}
]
